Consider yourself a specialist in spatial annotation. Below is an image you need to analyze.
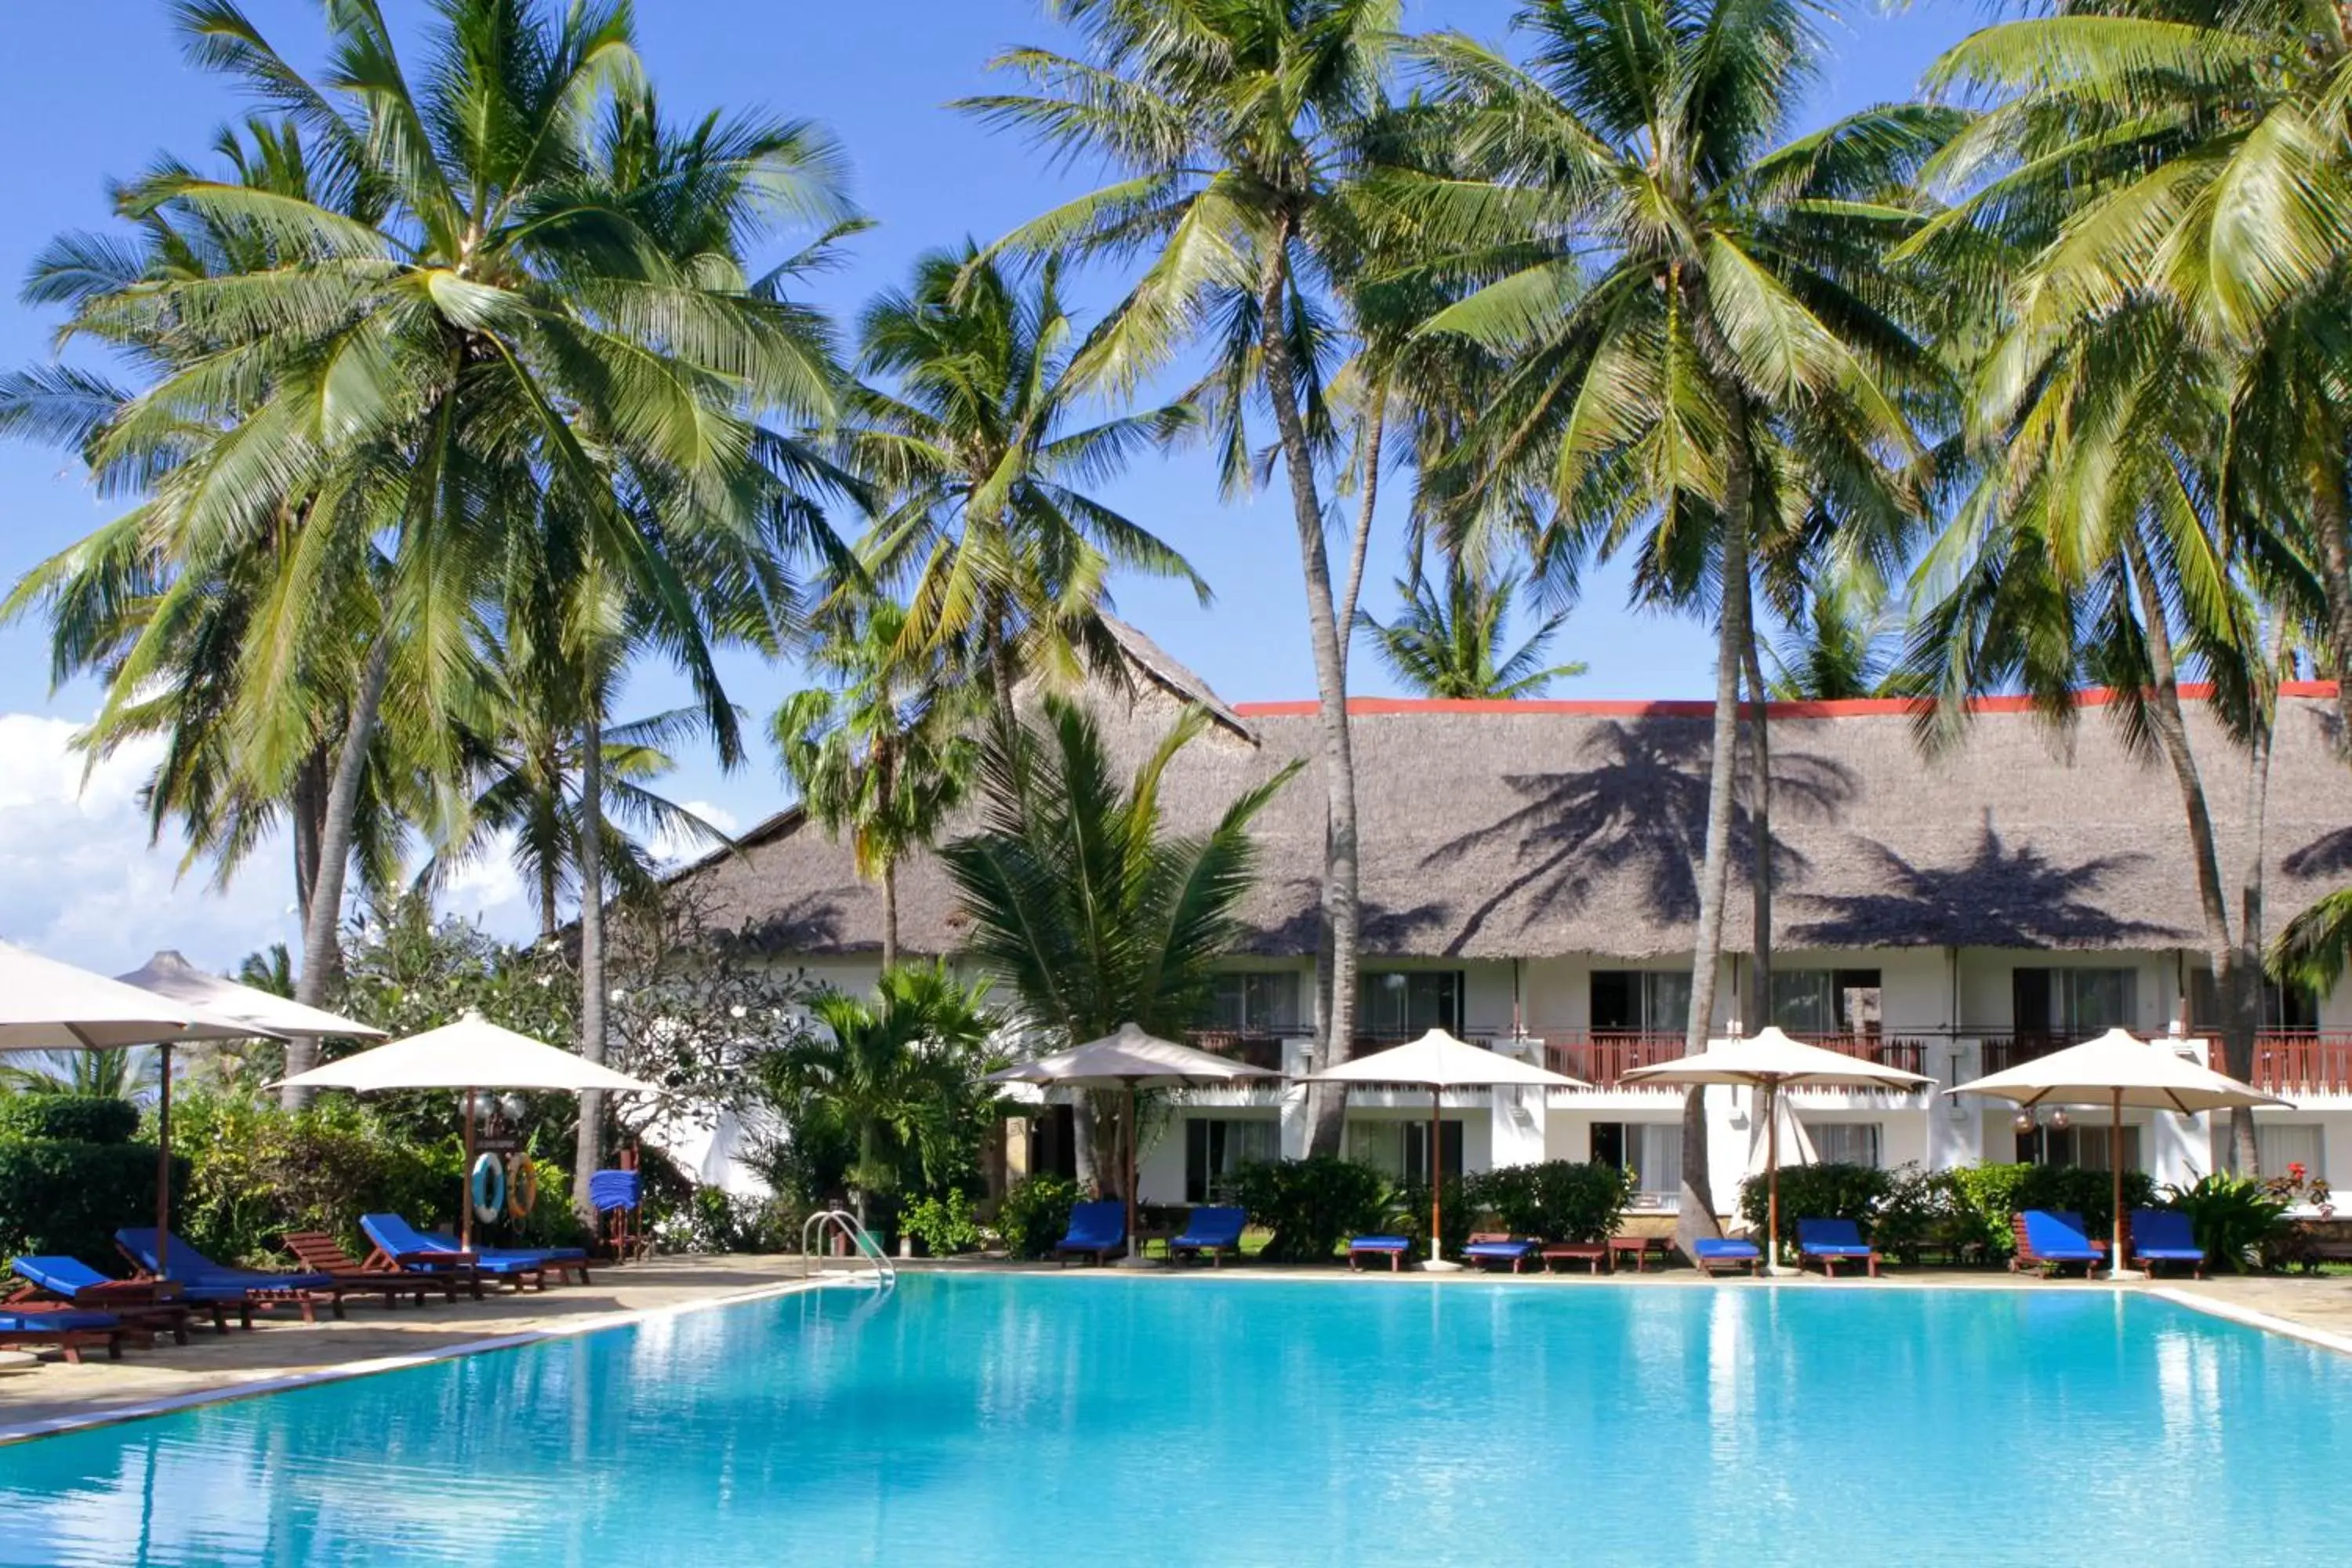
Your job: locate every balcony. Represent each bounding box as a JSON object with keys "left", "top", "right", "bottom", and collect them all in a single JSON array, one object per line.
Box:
[
  {"left": 1540, "top": 1031, "right": 1933, "bottom": 1088},
  {"left": 2244, "top": 1033, "right": 2352, "bottom": 1097},
  {"left": 1185, "top": 1029, "right": 1289, "bottom": 1073},
  {"left": 1978, "top": 1035, "right": 2070, "bottom": 1076}
]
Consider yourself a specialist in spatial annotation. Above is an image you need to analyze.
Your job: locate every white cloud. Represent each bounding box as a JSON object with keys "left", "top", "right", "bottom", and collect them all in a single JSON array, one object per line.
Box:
[
  {"left": 650, "top": 798, "right": 739, "bottom": 867},
  {"left": 0, "top": 710, "right": 541, "bottom": 975}
]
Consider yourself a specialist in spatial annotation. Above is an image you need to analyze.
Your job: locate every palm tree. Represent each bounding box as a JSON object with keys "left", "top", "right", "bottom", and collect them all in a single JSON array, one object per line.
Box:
[
  {"left": 962, "top": 0, "right": 1396, "bottom": 1154},
  {"left": 1398, "top": 0, "right": 1957, "bottom": 1243},
  {"left": 938, "top": 695, "right": 1301, "bottom": 1201},
  {"left": 761, "top": 964, "right": 997, "bottom": 1225},
  {"left": 16, "top": 2, "right": 852, "bottom": 1107},
  {"left": 1766, "top": 576, "right": 1907, "bottom": 702},
  {"left": 775, "top": 595, "right": 984, "bottom": 971},
  {"left": 1356, "top": 564, "right": 1583, "bottom": 699},
  {"left": 1915, "top": 0, "right": 2352, "bottom": 746},
  {"left": 2275, "top": 891, "right": 2352, "bottom": 999},
  {"left": 846, "top": 244, "right": 1203, "bottom": 729},
  {"left": 0, "top": 1048, "right": 158, "bottom": 1100}
]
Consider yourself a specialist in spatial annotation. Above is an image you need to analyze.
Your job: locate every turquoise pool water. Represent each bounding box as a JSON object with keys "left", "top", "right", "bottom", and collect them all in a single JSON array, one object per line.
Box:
[{"left": 2, "top": 1276, "right": 2347, "bottom": 1565}]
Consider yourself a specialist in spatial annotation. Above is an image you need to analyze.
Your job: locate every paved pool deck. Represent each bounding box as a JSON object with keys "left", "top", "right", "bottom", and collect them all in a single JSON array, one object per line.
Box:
[{"left": 4, "top": 1254, "right": 2349, "bottom": 1442}]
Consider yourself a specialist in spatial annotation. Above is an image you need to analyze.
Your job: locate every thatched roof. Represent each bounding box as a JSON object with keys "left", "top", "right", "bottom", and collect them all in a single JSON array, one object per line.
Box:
[{"left": 672, "top": 662, "right": 2350, "bottom": 960}]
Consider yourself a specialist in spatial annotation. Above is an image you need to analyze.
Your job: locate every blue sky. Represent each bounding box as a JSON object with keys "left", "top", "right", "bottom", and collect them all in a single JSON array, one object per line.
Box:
[{"left": 0, "top": 0, "right": 1982, "bottom": 970}]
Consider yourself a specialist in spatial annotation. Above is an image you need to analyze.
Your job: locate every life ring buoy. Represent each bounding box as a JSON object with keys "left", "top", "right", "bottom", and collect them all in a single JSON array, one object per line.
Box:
[
  {"left": 506, "top": 1153, "right": 539, "bottom": 1219},
  {"left": 470, "top": 1152, "right": 506, "bottom": 1224}
]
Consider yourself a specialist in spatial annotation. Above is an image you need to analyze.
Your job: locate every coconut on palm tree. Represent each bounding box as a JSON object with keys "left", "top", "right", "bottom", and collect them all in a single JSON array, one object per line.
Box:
[
  {"left": 1356, "top": 564, "right": 1583, "bottom": 699},
  {"left": 775, "top": 594, "right": 985, "bottom": 971},
  {"left": 844, "top": 243, "right": 1203, "bottom": 729},
  {"left": 1395, "top": 0, "right": 1958, "bottom": 1241},
  {"left": 963, "top": 1, "right": 1398, "bottom": 1154}
]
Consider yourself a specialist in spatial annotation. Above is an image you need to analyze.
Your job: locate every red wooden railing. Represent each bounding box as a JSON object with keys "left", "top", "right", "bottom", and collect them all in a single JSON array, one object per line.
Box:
[
  {"left": 2243, "top": 1033, "right": 2352, "bottom": 1096},
  {"left": 1979, "top": 1035, "right": 2071, "bottom": 1075},
  {"left": 1540, "top": 1031, "right": 1931, "bottom": 1087},
  {"left": 1185, "top": 1030, "right": 1287, "bottom": 1072}
]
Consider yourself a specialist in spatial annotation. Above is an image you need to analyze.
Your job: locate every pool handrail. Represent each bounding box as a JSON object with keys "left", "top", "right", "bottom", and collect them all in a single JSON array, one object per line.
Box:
[{"left": 801, "top": 1209, "right": 896, "bottom": 1289}]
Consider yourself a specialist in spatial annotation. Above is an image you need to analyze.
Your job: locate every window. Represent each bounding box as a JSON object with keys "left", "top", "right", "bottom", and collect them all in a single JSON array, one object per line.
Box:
[
  {"left": 1590, "top": 971, "right": 1693, "bottom": 1033},
  {"left": 1592, "top": 1122, "right": 1681, "bottom": 1200},
  {"left": 1346, "top": 1119, "right": 1462, "bottom": 1181},
  {"left": 2256, "top": 1124, "right": 2325, "bottom": 1183},
  {"left": 1809, "top": 1123, "right": 1883, "bottom": 1167},
  {"left": 2013, "top": 967, "right": 2139, "bottom": 1035},
  {"left": 1201, "top": 971, "right": 1302, "bottom": 1033},
  {"left": 2018, "top": 1120, "right": 2141, "bottom": 1171},
  {"left": 2190, "top": 972, "right": 2321, "bottom": 1033},
  {"left": 1183, "top": 1117, "right": 1281, "bottom": 1202},
  {"left": 1769, "top": 970, "right": 1883, "bottom": 1036},
  {"left": 1359, "top": 971, "right": 1464, "bottom": 1038}
]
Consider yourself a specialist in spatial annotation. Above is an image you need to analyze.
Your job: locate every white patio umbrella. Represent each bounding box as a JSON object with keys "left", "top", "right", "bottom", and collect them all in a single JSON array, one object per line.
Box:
[
  {"left": 1744, "top": 1087, "right": 1818, "bottom": 1183},
  {"left": 1621, "top": 1027, "right": 1931, "bottom": 1274},
  {"left": 0, "top": 940, "right": 289, "bottom": 1274},
  {"left": 1947, "top": 1026, "right": 2288, "bottom": 1279},
  {"left": 281, "top": 1011, "right": 658, "bottom": 1249},
  {"left": 1303, "top": 1029, "right": 1589, "bottom": 1270},
  {"left": 116, "top": 949, "right": 388, "bottom": 1041},
  {"left": 986, "top": 1022, "right": 1281, "bottom": 1265}
]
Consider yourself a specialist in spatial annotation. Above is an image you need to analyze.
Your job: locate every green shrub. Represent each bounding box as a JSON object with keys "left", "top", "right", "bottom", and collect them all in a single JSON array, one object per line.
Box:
[
  {"left": 1737, "top": 1162, "right": 1893, "bottom": 1245},
  {"left": 1950, "top": 1163, "right": 2035, "bottom": 1257},
  {"left": 652, "top": 1188, "right": 807, "bottom": 1254},
  {"left": 0, "top": 1140, "right": 188, "bottom": 1267},
  {"left": 996, "top": 1175, "right": 1080, "bottom": 1260},
  {"left": 2014, "top": 1163, "right": 2156, "bottom": 1240},
  {"left": 1392, "top": 1178, "right": 1474, "bottom": 1261},
  {"left": 2163, "top": 1174, "right": 2288, "bottom": 1272},
  {"left": 1871, "top": 1166, "right": 1992, "bottom": 1264},
  {"left": 1232, "top": 1158, "right": 1389, "bottom": 1263},
  {"left": 902, "top": 1189, "right": 985, "bottom": 1256},
  {"left": 1468, "top": 1161, "right": 1636, "bottom": 1243},
  {"left": 0, "top": 1095, "right": 140, "bottom": 1145}
]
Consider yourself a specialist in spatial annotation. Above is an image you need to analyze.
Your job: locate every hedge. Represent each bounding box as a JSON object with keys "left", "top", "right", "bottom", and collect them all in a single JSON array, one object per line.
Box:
[
  {"left": 0, "top": 1140, "right": 188, "bottom": 1268},
  {"left": 0, "top": 1094, "right": 140, "bottom": 1146},
  {"left": 1233, "top": 1158, "right": 1389, "bottom": 1261}
]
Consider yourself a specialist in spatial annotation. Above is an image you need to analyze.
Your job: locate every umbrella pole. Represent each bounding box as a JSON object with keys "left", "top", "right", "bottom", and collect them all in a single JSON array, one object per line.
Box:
[
  {"left": 462, "top": 1087, "right": 476, "bottom": 1253},
  {"left": 1766, "top": 1080, "right": 1780, "bottom": 1279},
  {"left": 1430, "top": 1086, "right": 1443, "bottom": 1268},
  {"left": 154, "top": 1042, "right": 172, "bottom": 1276},
  {"left": 1127, "top": 1083, "right": 1139, "bottom": 1263},
  {"left": 2110, "top": 1085, "right": 2125, "bottom": 1280}
]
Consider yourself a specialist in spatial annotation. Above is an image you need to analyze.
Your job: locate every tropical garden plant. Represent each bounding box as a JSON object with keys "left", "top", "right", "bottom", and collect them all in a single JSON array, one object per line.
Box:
[{"left": 1356, "top": 564, "right": 1584, "bottom": 699}]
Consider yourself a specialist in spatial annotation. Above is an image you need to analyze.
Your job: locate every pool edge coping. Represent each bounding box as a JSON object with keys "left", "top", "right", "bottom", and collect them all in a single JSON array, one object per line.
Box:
[
  {"left": 2147, "top": 1285, "right": 2352, "bottom": 1357},
  {"left": 0, "top": 1271, "right": 848, "bottom": 1447}
]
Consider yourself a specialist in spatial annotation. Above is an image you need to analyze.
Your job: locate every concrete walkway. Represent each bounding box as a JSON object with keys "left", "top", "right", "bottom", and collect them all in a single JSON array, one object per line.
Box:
[
  {"left": 0, "top": 1254, "right": 819, "bottom": 1440},
  {"left": 6, "top": 1253, "right": 2348, "bottom": 1442}
]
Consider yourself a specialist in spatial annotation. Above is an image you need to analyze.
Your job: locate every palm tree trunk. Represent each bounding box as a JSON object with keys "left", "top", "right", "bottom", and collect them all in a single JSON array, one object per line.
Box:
[
  {"left": 1258, "top": 216, "right": 1360, "bottom": 1156},
  {"left": 2120, "top": 529, "right": 2261, "bottom": 1171},
  {"left": 1744, "top": 634, "right": 1773, "bottom": 1031},
  {"left": 882, "top": 858, "right": 900, "bottom": 974},
  {"left": 284, "top": 637, "right": 391, "bottom": 1110},
  {"left": 292, "top": 747, "right": 328, "bottom": 937},
  {"left": 1675, "top": 327, "right": 1753, "bottom": 1250},
  {"left": 1337, "top": 393, "right": 1387, "bottom": 675},
  {"left": 2312, "top": 456, "right": 2352, "bottom": 751},
  {"left": 574, "top": 702, "right": 609, "bottom": 1217}
]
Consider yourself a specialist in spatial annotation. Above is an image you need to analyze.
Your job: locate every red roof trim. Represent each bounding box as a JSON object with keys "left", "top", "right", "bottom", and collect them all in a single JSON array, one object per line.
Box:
[{"left": 1229, "top": 681, "right": 2339, "bottom": 721}]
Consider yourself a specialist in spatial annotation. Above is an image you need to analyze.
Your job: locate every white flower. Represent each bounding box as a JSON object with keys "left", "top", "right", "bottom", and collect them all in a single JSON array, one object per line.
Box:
[
  {"left": 729, "top": 1005, "right": 746, "bottom": 1019},
  {"left": 609, "top": 988, "right": 627, "bottom": 1003},
  {"left": 535, "top": 975, "right": 552, "bottom": 989}
]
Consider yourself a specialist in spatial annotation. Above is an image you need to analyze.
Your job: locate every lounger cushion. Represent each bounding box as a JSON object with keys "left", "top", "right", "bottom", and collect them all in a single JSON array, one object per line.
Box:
[
  {"left": 1171, "top": 1207, "right": 1247, "bottom": 1248},
  {"left": 2020, "top": 1210, "right": 2103, "bottom": 1259},
  {"left": 0, "top": 1309, "right": 119, "bottom": 1332},
  {"left": 1462, "top": 1240, "right": 1538, "bottom": 1258},
  {"left": 11, "top": 1256, "right": 114, "bottom": 1294},
  {"left": 1795, "top": 1219, "right": 1875, "bottom": 1255},
  {"left": 116, "top": 1229, "right": 335, "bottom": 1290},
  {"left": 1056, "top": 1201, "right": 1127, "bottom": 1249},
  {"left": 1349, "top": 1236, "right": 1411, "bottom": 1251},
  {"left": 2129, "top": 1210, "right": 2205, "bottom": 1259},
  {"left": 1694, "top": 1239, "right": 1762, "bottom": 1259}
]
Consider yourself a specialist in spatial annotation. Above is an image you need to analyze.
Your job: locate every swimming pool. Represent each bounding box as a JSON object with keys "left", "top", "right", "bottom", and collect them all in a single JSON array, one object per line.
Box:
[{"left": 2, "top": 1275, "right": 2347, "bottom": 1565}]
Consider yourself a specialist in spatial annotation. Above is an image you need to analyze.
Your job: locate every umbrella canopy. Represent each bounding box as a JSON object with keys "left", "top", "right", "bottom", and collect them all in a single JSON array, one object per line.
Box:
[
  {"left": 985, "top": 1022, "right": 1283, "bottom": 1091},
  {"left": 1744, "top": 1089, "right": 1818, "bottom": 1182},
  {"left": 1622, "top": 1028, "right": 1929, "bottom": 1273},
  {"left": 1948, "top": 1027, "right": 2288, "bottom": 1115},
  {"left": 1304, "top": 1030, "right": 1588, "bottom": 1268},
  {"left": 115, "top": 949, "right": 386, "bottom": 1040},
  {"left": 0, "top": 940, "right": 278, "bottom": 1051},
  {"left": 277, "top": 1011, "right": 655, "bottom": 1094},
  {"left": 1948, "top": 1027, "right": 2287, "bottom": 1279},
  {"left": 988, "top": 1023, "right": 1279, "bottom": 1263},
  {"left": 1301, "top": 1028, "right": 1591, "bottom": 1091}
]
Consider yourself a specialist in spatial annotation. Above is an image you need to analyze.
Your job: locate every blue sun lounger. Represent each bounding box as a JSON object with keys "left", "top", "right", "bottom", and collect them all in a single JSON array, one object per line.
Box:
[
  {"left": 1168, "top": 1206, "right": 1247, "bottom": 1267},
  {"left": 1054, "top": 1201, "right": 1127, "bottom": 1266},
  {"left": 1462, "top": 1235, "right": 1541, "bottom": 1273},
  {"left": 1348, "top": 1235, "right": 1413, "bottom": 1272},
  {"left": 2127, "top": 1209, "right": 2206, "bottom": 1278},
  {"left": 116, "top": 1228, "right": 343, "bottom": 1324},
  {"left": 359, "top": 1214, "right": 587, "bottom": 1292},
  {"left": 0, "top": 1308, "right": 129, "bottom": 1364},
  {"left": 1690, "top": 1237, "right": 1764, "bottom": 1277},
  {"left": 2012, "top": 1210, "right": 2106, "bottom": 1276},
  {"left": 1796, "top": 1218, "right": 1882, "bottom": 1278},
  {"left": 8, "top": 1254, "right": 201, "bottom": 1341}
]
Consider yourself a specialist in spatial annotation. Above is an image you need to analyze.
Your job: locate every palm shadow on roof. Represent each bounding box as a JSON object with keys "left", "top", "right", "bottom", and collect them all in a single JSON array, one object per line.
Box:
[
  {"left": 1786, "top": 819, "right": 2188, "bottom": 948},
  {"left": 1421, "top": 721, "right": 1857, "bottom": 955},
  {"left": 1237, "top": 876, "right": 1450, "bottom": 956},
  {"left": 738, "top": 887, "right": 852, "bottom": 953},
  {"left": 2283, "top": 825, "right": 2352, "bottom": 880}
]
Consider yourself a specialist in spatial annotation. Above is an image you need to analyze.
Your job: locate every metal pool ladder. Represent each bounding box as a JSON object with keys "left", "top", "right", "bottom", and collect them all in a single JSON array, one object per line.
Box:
[{"left": 801, "top": 1208, "right": 897, "bottom": 1289}]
